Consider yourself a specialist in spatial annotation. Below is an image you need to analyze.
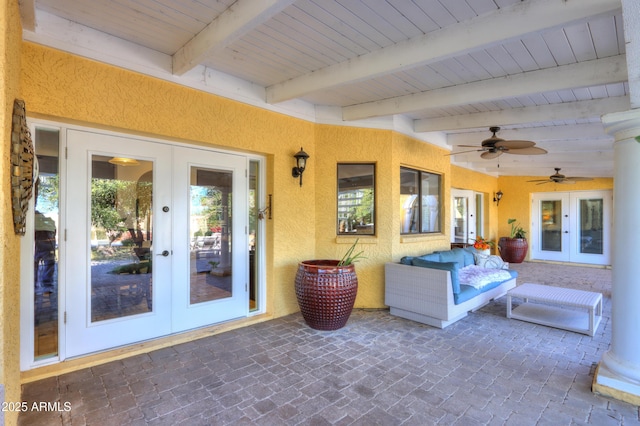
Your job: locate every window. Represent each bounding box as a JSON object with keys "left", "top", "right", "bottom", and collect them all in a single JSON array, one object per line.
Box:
[
  {"left": 337, "top": 164, "right": 375, "bottom": 235},
  {"left": 400, "top": 167, "right": 441, "bottom": 234}
]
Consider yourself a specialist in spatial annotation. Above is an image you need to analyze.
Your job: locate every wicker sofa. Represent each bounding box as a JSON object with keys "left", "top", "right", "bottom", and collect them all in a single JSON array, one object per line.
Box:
[{"left": 385, "top": 247, "right": 517, "bottom": 329}]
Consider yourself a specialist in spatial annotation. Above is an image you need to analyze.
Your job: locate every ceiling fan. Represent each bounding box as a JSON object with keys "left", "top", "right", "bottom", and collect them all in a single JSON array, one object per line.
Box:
[
  {"left": 453, "top": 126, "right": 548, "bottom": 159},
  {"left": 527, "top": 168, "right": 593, "bottom": 185}
]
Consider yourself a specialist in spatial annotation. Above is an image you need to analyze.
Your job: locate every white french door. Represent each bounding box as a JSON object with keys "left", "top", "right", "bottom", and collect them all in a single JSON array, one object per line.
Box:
[
  {"left": 171, "top": 147, "right": 247, "bottom": 331},
  {"left": 66, "top": 130, "right": 173, "bottom": 356},
  {"left": 65, "top": 130, "right": 248, "bottom": 357},
  {"left": 531, "top": 191, "right": 611, "bottom": 265}
]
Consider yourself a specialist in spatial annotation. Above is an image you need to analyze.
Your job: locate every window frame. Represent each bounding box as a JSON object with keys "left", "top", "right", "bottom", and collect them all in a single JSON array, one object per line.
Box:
[
  {"left": 400, "top": 166, "right": 442, "bottom": 235},
  {"left": 337, "top": 163, "right": 376, "bottom": 236}
]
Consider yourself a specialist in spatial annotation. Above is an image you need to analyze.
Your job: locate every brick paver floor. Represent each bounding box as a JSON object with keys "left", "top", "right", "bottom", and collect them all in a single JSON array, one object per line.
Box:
[{"left": 20, "top": 262, "right": 640, "bottom": 425}]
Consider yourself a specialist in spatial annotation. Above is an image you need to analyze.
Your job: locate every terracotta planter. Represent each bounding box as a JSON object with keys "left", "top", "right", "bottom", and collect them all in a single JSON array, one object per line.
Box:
[
  {"left": 295, "top": 260, "right": 358, "bottom": 330},
  {"left": 498, "top": 237, "right": 528, "bottom": 263}
]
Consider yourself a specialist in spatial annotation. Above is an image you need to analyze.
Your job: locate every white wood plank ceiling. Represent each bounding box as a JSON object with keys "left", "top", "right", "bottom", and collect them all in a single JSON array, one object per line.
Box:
[{"left": 20, "top": 0, "right": 631, "bottom": 178}]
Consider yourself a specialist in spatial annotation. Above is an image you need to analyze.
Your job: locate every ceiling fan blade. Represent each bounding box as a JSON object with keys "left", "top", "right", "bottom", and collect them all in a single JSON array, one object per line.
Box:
[
  {"left": 446, "top": 148, "right": 482, "bottom": 156},
  {"left": 495, "top": 140, "right": 535, "bottom": 149},
  {"left": 564, "top": 177, "right": 593, "bottom": 181},
  {"left": 527, "top": 179, "right": 551, "bottom": 182},
  {"left": 536, "top": 181, "right": 551, "bottom": 185},
  {"left": 557, "top": 180, "right": 577, "bottom": 184},
  {"left": 506, "top": 146, "right": 548, "bottom": 155},
  {"left": 480, "top": 151, "right": 502, "bottom": 159}
]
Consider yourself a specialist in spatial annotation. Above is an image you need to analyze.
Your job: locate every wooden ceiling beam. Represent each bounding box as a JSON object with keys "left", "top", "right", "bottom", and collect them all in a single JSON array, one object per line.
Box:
[
  {"left": 415, "top": 96, "right": 630, "bottom": 132},
  {"left": 18, "top": 0, "right": 36, "bottom": 31},
  {"left": 451, "top": 151, "right": 613, "bottom": 164},
  {"left": 266, "top": 0, "right": 620, "bottom": 104},
  {"left": 172, "top": 0, "right": 295, "bottom": 76},
  {"left": 446, "top": 123, "right": 611, "bottom": 145},
  {"left": 343, "top": 55, "right": 627, "bottom": 121}
]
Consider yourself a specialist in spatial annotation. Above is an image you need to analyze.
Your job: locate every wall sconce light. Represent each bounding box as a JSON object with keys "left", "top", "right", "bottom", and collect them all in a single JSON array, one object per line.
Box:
[
  {"left": 292, "top": 147, "right": 309, "bottom": 187},
  {"left": 494, "top": 190, "right": 503, "bottom": 206}
]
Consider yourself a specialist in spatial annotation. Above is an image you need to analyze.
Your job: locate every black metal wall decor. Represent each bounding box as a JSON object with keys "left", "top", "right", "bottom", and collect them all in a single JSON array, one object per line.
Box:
[{"left": 11, "top": 99, "right": 34, "bottom": 235}]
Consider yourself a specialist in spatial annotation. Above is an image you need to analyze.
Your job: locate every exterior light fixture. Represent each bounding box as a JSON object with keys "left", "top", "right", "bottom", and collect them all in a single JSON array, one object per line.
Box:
[
  {"left": 494, "top": 190, "right": 503, "bottom": 206},
  {"left": 292, "top": 147, "right": 309, "bottom": 187}
]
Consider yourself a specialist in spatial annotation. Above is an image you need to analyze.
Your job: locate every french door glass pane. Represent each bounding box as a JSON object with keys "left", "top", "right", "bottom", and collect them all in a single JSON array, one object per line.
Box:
[
  {"left": 580, "top": 199, "right": 604, "bottom": 254},
  {"left": 249, "top": 160, "right": 258, "bottom": 312},
  {"left": 475, "top": 193, "right": 483, "bottom": 238},
  {"left": 189, "top": 167, "right": 232, "bottom": 305},
  {"left": 541, "top": 200, "right": 562, "bottom": 251},
  {"left": 453, "top": 197, "right": 468, "bottom": 243},
  {"left": 90, "top": 156, "right": 153, "bottom": 322},
  {"left": 34, "top": 128, "right": 60, "bottom": 360}
]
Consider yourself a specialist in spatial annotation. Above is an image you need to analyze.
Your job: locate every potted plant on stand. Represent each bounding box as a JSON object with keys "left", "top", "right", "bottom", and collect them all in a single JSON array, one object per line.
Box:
[
  {"left": 498, "top": 218, "right": 528, "bottom": 263},
  {"left": 295, "top": 239, "right": 365, "bottom": 330}
]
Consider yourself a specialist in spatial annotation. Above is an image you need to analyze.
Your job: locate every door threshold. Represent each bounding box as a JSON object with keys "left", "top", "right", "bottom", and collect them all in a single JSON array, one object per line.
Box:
[
  {"left": 21, "top": 313, "right": 273, "bottom": 384},
  {"left": 527, "top": 259, "right": 611, "bottom": 269}
]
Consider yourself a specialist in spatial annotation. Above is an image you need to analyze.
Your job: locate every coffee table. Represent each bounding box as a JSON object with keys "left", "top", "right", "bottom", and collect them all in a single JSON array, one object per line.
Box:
[{"left": 506, "top": 283, "right": 602, "bottom": 336}]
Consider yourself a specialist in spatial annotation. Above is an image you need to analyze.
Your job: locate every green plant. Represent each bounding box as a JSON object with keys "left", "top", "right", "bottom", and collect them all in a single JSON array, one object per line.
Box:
[
  {"left": 508, "top": 218, "right": 527, "bottom": 239},
  {"left": 121, "top": 238, "right": 136, "bottom": 247},
  {"left": 338, "top": 238, "right": 366, "bottom": 266}
]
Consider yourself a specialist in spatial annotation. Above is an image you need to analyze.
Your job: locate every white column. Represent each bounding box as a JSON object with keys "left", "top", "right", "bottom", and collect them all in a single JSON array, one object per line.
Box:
[{"left": 593, "top": 110, "right": 640, "bottom": 404}]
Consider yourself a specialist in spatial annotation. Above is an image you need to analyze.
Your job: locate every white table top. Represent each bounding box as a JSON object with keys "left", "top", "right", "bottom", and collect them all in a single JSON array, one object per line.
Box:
[{"left": 508, "top": 283, "right": 602, "bottom": 308}]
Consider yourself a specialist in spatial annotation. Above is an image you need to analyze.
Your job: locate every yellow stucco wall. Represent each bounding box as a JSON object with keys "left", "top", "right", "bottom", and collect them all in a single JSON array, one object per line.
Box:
[
  {"left": 496, "top": 176, "right": 614, "bottom": 259},
  {"left": 392, "top": 132, "right": 452, "bottom": 259},
  {"left": 448, "top": 169, "right": 614, "bottom": 259},
  {"left": 313, "top": 125, "right": 393, "bottom": 307},
  {"left": 19, "top": 42, "right": 469, "bottom": 314},
  {"left": 1, "top": 1, "right": 24, "bottom": 424},
  {"left": 21, "top": 42, "right": 317, "bottom": 318}
]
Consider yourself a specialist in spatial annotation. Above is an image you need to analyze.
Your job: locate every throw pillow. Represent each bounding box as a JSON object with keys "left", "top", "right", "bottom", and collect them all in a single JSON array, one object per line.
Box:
[
  {"left": 475, "top": 253, "right": 507, "bottom": 269},
  {"left": 438, "top": 249, "right": 466, "bottom": 267}
]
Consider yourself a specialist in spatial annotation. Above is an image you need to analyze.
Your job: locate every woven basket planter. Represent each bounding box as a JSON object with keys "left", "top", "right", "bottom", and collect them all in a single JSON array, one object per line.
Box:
[
  {"left": 295, "top": 260, "right": 358, "bottom": 331},
  {"left": 498, "top": 237, "right": 528, "bottom": 263}
]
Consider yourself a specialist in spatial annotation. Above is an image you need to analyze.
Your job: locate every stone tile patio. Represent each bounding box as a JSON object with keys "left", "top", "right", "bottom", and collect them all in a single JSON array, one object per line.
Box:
[{"left": 20, "top": 262, "right": 640, "bottom": 425}]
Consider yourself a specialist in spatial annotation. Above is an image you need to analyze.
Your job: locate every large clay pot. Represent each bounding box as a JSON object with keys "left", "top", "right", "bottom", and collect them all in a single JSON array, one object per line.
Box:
[
  {"left": 295, "top": 260, "right": 358, "bottom": 330},
  {"left": 498, "top": 237, "right": 528, "bottom": 263}
]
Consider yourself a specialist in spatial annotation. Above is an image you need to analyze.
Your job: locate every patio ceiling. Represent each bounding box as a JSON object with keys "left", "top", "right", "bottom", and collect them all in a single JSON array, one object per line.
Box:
[{"left": 19, "top": 0, "right": 629, "bottom": 178}]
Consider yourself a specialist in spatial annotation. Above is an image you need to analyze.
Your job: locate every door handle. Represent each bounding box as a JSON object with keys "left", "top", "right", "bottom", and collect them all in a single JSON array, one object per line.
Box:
[{"left": 157, "top": 250, "right": 170, "bottom": 257}]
